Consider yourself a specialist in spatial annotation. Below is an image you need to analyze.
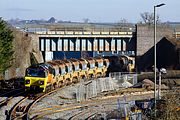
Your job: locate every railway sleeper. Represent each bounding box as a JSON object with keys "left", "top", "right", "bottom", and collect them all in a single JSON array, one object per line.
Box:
[{"left": 16, "top": 106, "right": 26, "bottom": 112}]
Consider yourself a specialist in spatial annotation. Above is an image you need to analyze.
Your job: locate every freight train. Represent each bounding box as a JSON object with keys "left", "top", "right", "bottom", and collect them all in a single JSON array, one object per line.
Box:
[
  {"left": 120, "top": 55, "right": 135, "bottom": 72},
  {"left": 25, "top": 57, "right": 110, "bottom": 92},
  {"left": 104, "top": 55, "right": 135, "bottom": 73}
]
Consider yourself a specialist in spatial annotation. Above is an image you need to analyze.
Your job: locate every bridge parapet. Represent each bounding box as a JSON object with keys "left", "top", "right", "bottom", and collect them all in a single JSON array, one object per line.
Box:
[
  {"left": 36, "top": 31, "right": 133, "bottom": 38},
  {"left": 36, "top": 31, "right": 132, "bottom": 35},
  {"left": 173, "top": 32, "right": 180, "bottom": 38}
]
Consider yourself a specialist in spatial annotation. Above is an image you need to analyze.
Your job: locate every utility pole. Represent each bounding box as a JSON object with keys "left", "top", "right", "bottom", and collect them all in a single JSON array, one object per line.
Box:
[{"left": 154, "top": 3, "right": 165, "bottom": 117}]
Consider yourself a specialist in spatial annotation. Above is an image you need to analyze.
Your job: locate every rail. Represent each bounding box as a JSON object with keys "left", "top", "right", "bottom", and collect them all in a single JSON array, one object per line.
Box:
[
  {"left": 7, "top": 97, "right": 28, "bottom": 120},
  {"left": 12, "top": 87, "right": 64, "bottom": 120},
  {"left": 0, "top": 88, "right": 25, "bottom": 108},
  {"left": 30, "top": 89, "right": 157, "bottom": 119},
  {"left": 0, "top": 88, "right": 24, "bottom": 97}
]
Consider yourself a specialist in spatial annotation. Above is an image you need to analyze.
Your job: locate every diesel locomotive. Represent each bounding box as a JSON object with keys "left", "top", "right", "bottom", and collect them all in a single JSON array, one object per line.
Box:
[{"left": 25, "top": 57, "right": 110, "bottom": 92}]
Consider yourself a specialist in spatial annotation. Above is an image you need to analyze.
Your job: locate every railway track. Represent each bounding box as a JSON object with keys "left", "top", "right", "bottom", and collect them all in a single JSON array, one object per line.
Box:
[
  {"left": 69, "top": 103, "right": 118, "bottom": 120},
  {"left": 4, "top": 84, "right": 178, "bottom": 120},
  {"left": 69, "top": 107, "right": 101, "bottom": 120},
  {"left": 0, "top": 88, "right": 25, "bottom": 108},
  {"left": 30, "top": 89, "right": 178, "bottom": 119},
  {"left": 0, "top": 88, "right": 24, "bottom": 97},
  {"left": 29, "top": 89, "right": 157, "bottom": 120},
  {"left": 7, "top": 96, "right": 29, "bottom": 120},
  {"left": 7, "top": 87, "right": 64, "bottom": 120}
]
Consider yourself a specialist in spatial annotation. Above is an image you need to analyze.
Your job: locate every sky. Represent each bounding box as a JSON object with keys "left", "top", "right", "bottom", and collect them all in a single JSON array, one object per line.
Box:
[{"left": 0, "top": 0, "right": 179, "bottom": 23}]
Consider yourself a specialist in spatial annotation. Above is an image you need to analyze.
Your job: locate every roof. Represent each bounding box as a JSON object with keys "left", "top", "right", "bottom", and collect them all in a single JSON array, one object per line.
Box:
[{"left": 162, "top": 36, "right": 180, "bottom": 49}]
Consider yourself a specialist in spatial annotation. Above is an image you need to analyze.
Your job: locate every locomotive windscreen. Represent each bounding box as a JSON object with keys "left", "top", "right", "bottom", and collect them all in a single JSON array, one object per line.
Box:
[{"left": 25, "top": 67, "right": 47, "bottom": 77}]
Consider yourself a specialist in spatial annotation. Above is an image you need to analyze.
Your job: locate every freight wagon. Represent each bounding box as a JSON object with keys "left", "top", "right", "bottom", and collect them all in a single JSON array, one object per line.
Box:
[{"left": 25, "top": 57, "right": 109, "bottom": 92}]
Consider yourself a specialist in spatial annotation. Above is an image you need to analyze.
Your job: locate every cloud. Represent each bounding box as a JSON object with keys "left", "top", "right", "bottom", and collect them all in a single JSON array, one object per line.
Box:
[{"left": 6, "top": 8, "right": 35, "bottom": 12}]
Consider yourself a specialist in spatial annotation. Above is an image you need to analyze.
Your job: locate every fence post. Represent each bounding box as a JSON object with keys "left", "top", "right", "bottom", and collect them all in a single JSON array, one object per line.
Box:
[{"left": 133, "top": 74, "right": 137, "bottom": 85}]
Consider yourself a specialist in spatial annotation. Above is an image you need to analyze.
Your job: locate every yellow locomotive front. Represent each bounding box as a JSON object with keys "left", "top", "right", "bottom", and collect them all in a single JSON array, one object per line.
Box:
[{"left": 25, "top": 64, "right": 54, "bottom": 92}]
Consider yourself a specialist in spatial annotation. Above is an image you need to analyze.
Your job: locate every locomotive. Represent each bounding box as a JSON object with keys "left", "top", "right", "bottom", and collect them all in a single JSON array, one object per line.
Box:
[{"left": 25, "top": 57, "right": 110, "bottom": 92}]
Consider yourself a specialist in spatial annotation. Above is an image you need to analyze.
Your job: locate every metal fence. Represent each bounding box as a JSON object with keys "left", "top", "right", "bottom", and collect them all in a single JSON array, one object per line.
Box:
[
  {"left": 76, "top": 77, "right": 116, "bottom": 102},
  {"left": 76, "top": 73, "right": 137, "bottom": 102},
  {"left": 109, "top": 72, "right": 137, "bottom": 86}
]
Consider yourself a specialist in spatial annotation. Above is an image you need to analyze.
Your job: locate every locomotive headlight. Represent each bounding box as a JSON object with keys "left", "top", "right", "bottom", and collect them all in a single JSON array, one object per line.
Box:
[
  {"left": 38, "top": 80, "right": 44, "bottom": 85},
  {"left": 25, "top": 79, "right": 30, "bottom": 84}
]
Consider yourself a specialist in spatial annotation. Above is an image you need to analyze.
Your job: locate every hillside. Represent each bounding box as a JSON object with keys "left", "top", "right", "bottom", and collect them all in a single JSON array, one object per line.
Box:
[{"left": 3, "top": 28, "right": 43, "bottom": 80}]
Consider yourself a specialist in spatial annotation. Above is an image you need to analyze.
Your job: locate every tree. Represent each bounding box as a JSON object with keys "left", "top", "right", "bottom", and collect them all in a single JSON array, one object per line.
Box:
[
  {"left": 140, "top": 12, "right": 160, "bottom": 25},
  {"left": 118, "top": 18, "right": 133, "bottom": 27},
  {"left": 119, "top": 18, "right": 128, "bottom": 24},
  {"left": 0, "top": 18, "right": 14, "bottom": 75}
]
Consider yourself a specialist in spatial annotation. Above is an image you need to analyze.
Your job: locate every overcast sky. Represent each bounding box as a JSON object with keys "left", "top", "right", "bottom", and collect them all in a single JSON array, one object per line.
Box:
[{"left": 0, "top": 0, "right": 179, "bottom": 23}]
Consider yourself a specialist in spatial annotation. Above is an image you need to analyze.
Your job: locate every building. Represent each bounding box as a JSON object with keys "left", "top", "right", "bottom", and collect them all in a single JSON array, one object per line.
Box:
[{"left": 137, "top": 37, "right": 180, "bottom": 71}]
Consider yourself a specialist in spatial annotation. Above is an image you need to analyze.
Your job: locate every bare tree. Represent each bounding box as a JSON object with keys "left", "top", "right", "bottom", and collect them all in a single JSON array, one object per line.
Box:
[
  {"left": 117, "top": 18, "right": 129, "bottom": 27},
  {"left": 140, "top": 12, "right": 160, "bottom": 25},
  {"left": 141, "top": 12, "right": 149, "bottom": 23},
  {"left": 119, "top": 18, "right": 128, "bottom": 24},
  {"left": 158, "top": 90, "right": 180, "bottom": 120}
]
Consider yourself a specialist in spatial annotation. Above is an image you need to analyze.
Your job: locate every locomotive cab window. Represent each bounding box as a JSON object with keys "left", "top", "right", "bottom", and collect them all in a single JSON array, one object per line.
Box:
[{"left": 26, "top": 68, "right": 47, "bottom": 77}]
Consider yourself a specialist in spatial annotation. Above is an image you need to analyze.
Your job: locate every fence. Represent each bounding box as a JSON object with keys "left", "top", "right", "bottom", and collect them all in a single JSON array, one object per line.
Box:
[
  {"left": 109, "top": 72, "right": 137, "bottom": 86},
  {"left": 76, "top": 77, "right": 116, "bottom": 102},
  {"left": 76, "top": 72, "right": 137, "bottom": 102}
]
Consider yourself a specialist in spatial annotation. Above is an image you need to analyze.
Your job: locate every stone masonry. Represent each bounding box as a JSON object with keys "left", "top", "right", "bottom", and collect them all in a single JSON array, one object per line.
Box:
[{"left": 136, "top": 24, "right": 173, "bottom": 56}]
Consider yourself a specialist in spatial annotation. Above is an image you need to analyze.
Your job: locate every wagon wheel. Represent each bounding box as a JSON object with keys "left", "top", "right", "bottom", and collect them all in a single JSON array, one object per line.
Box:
[
  {"left": 54, "top": 83, "right": 58, "bottom": 89},
  {"left": 65, "top": 79, "right": 70, "bottom": 86},
  {"left": 50, "top": 84, "right": 55, "bottom": 90},
  {"left": 74, "top": 77, "right": 79, "bottom": 83},
  {"left": 58, "top": 81, "right": 63, "bottom": 87}
]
